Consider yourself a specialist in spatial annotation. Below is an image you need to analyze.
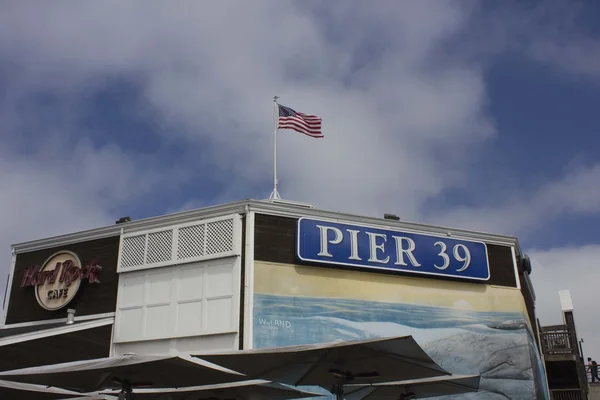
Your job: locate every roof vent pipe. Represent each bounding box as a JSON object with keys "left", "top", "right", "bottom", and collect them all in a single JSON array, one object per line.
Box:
[{"left": 66, "top": 309, "right": 76, "bottom": 325}]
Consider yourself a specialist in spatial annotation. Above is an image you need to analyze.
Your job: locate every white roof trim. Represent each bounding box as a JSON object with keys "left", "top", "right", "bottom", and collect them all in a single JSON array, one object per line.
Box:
[
  {"left": 248, "top": 202, "right": 520, "bottom": 248},
  {"left": 11, "top": 201, "right": 251, "bottom": 253},
  {"left": 11, "top": 199, "right": 522, "bottom": 255},
  {"left": 0, "top": 317, "right": 114, "bottom": 347},
  {"left": 2, "top": 312, "right": 116, "bottom": 329}
]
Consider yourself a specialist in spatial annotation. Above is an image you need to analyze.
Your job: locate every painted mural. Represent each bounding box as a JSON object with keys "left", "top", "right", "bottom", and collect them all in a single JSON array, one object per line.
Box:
[{"left": 252, "top": 261, "right": 550, "bottom": 400}]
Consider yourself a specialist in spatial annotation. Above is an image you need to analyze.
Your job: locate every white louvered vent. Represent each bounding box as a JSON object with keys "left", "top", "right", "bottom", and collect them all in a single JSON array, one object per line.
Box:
[
  {"left": 118, "top": 214, "right": 240, "bottom": 273},
  {"left": 121, "top": 235, "right": 146, "bottom": 269},
  {"left": 146, "top": 230, "right": 173, "bottom": 264},
  {"left": 206, "top": 218, "right": 234, "bottom": 255},
  {"left": 177, "top": 224, "right": 204, "bottom": 260}
]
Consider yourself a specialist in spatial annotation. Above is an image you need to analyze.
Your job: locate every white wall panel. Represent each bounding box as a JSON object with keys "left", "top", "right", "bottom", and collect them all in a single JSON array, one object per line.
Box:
[
  {"left": 114, "top": 257, "right": 239, "bottom": 344},
  {"left": 113, "top": 333, "right": 238, "bottom": 356},
  {"left": 113, "top": 213, "right": 242, "bottom": 348}
]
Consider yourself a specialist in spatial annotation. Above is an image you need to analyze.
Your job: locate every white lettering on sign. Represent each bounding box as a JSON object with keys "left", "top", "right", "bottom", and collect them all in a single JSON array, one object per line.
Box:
[
  {"left": 366, "top": 232, "right": 389, "bottom": 264},
  {"left": 317, "top": 225, "right": 343, "bottom": 257},
  {"left": 313, "top": 225, "right": 473, "bottom": 273},
  {"left": 392, "top": 236, "right": 421, "bottom": 267},
  {"left": 258, "top": 318, "right": 293, "bottom": 331},
  {"left": 47, "top": 288, "right": 69, "bottom": 299},
  {"left": 346, "top": 229, "right": 362, "bottom": 261},
  {"left": 297, "top": 218, "right": 489, "bottom": 281},
  {"left": 433, "top": 241, "right": 450, "bottom": 270},
  {"left": 454, "top": 244, "right": 471, "bottom": 271}
]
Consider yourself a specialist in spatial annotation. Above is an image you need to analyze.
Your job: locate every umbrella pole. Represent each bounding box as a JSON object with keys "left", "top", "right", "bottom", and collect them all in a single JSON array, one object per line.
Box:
[
  {"left": 118, "top": 383, "right": 134, "bottom": 400},
  {"left": 332, "top": 382, "right": 344, "bottom": 400}
]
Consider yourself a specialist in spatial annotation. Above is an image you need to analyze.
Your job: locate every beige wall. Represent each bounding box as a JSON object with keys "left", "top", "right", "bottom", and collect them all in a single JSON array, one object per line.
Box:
[{"left": 255, "top": 260, "right": 530, "bottom": 316}]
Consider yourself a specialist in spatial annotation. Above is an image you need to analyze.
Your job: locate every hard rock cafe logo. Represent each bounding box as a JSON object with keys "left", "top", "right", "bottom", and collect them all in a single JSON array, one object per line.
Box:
[{"left": 20, "top": 251, "right": 102, "bottom": 311}]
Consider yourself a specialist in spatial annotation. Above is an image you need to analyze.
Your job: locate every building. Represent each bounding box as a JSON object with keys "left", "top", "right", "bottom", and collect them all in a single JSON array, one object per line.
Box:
[
  {"left": 540, "top": 290, "right": 590, "bottom": 400},
  {"left": 0, "top": 199, "right": 551, "bottom": 399}
]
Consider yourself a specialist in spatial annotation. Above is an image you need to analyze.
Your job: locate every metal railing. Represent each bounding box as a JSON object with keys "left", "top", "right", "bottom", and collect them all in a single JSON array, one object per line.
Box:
[
  {"left": 586, "top": 364, "right": 600, "bottom": 384},
  {"left": 541, "top": 331, "right": 575, "bottom": 356},
  {"left": 551, "top": 389, "right": 584, "bottom": 400}
]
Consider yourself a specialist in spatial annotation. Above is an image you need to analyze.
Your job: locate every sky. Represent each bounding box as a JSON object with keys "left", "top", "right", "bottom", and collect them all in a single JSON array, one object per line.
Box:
[{"left": 0, "top": 0, "right": 599, "bottom": 361}]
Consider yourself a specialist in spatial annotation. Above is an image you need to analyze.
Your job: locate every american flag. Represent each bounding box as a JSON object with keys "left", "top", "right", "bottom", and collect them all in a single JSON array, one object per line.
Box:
[{"left": 277, "top": 104, "right": 323, "bottom": 138}]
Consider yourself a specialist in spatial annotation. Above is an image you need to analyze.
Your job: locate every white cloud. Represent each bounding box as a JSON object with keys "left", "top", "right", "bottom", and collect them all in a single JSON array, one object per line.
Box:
[
  {"left": 0, "top": 134, "right": 187, "bottom": 298},
  {"left": 462, "top": 1, "right": 600, "bottom": 83},
  {"left": 419, "top": 159, "right": 600, "bottom": 358},
  {"left": 423, "top": 162, "right": 600, "bottom": 237},
  {"left": 0, "top": 0, "right": 598, "bottom": 368},
  {"left": 530, "top": 36, "right": 600, "bottom": 81},
  {"left": 517, "top": 1, "right": 600, "bottom": 81},
  {"left": 0, "top": 1, "right": 499, "bottom": 331},
  {"left": 0, "top": 1, "right": 494, "bottom": 218}
]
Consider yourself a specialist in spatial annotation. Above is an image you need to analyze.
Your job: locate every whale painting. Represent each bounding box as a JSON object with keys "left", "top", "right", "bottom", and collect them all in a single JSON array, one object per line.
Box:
[{"left": 251, "top": 261, "right": 550, "bottom": 400}]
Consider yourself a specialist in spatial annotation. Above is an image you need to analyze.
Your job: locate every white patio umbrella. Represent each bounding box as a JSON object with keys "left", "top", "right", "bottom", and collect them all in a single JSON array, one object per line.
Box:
[
  {"left": 0, "top": 353, "right": 246, "bottom": 397},
  {"left": 344, "top": 374, "right": 481, "bottom": 399},
  {"left": 0, "top": 379, "right": 87, "bottom": 400},
  {"left": 98, "top": 379, "right": 325, "bottom": 400},
  {"left": 194, "top": 336, "right": 450, "bottom": 400}
]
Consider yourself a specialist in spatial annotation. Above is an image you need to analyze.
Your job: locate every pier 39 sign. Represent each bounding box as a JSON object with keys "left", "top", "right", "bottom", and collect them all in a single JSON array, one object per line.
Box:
[{"left": 296, "top": 218, "right": 490, "bottom": 281}]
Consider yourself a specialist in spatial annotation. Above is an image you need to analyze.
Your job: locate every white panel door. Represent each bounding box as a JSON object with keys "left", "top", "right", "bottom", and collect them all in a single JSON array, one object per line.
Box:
[
  {"left": 114, "top": 273, "right": 145, "bottom": 342},
  {"left": 114, "top": 257, "right": 239, "bottom": 343}
]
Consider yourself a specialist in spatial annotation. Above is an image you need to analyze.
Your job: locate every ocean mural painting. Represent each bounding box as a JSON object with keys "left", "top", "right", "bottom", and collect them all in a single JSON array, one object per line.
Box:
[{"left": 252, "top": 261, "right": 550, "bottom": 400}]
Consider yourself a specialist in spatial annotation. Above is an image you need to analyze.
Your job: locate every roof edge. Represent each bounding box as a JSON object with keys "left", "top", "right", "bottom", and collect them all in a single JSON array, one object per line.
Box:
[
  {"left": 11, "top": 198, "right": 522, "bottom": 255},
  {"left": 0, "top": 317, "right": 114, "bottom": 347},
  {"left": 248, "top": 200, "right": 522, "bottom": 251},
  {"left": 11, "top": 200, "right": 253, "bottom": 253}
]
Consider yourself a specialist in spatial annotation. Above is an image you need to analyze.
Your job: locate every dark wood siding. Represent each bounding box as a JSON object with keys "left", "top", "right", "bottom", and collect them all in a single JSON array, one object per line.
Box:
[
  {"left": 0, "top": 324, "right": 112, "bottom": 371},
  {"left": 519, "top": 272, "right": 539, "bottom": 345},
  {"left": 5, "top": 236, "right": 120, "bottom": 324},
  {"left": 254, "top": 213, "right": 517, "bottom": 287}
]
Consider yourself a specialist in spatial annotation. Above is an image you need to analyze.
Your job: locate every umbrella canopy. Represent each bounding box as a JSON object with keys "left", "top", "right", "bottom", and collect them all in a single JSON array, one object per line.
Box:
[
  {"left": 0, "top": 353, "right": 246, "bottom": 394},
  {"left": 99, "top": 379, "right": 325, "bottom": 400},
  {"left": 194, "top": 336, "right": 449, "bottom": 398},
  {"left": 344, "top": 374, "right": 481, "bottom": 399},
  {"left": 0, "top": 379, "right": 87, "bottom": 400}
]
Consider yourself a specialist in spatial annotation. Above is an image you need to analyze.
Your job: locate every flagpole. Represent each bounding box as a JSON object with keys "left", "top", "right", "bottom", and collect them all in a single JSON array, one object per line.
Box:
[{"left": 269, "top": 96, "right": 281, "bottom": 200}]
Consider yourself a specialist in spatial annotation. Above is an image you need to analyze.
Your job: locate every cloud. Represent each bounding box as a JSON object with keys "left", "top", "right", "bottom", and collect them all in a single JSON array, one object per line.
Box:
[
  {"left": 0, "top": 0, "right": 598, "bottom": 362},
  {"left": 0, "top": 1, "right": 495, "bottom": 217},
  {"left": 460, "top": 1, "right": 600, "bottom": 82},
  {"left": 0, "top": 131, "right": 187, "bottom": 299},
  {"left": 530, "top": 36, "right": 600, "bottom": 81},
  {"left": 530, "top": 245, "right": 600, "bottom": 363},
  {"left": 519, "top": 1, "right": 600, "bottom": 82},
  {"left": 423, "top": 162, "right": 600, "bottom": 237}
]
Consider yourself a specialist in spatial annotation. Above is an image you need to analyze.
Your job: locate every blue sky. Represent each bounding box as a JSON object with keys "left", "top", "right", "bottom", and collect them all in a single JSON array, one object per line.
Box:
[{"left": 1, "top": 1, "right": 599, "bottom": 359}]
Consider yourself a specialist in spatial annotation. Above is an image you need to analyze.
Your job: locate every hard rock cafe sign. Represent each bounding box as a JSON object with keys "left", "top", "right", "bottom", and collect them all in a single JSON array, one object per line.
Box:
[{"left": 20, "top": 251, "right": 102, "bottom": 311}]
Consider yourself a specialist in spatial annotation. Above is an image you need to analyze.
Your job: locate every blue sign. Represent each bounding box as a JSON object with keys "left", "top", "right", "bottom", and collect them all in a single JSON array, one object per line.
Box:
[{"left": 296, "top": 218, "right": 490, "bottom": 281}]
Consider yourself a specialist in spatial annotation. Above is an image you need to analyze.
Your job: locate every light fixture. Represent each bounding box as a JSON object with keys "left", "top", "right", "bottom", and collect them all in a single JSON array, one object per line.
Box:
[
  {"left": 66, "top": 309, "right": 76, "bottom": 325},
  {"left": 383, "top": 213, "right": 400, "bottom": 221}
]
